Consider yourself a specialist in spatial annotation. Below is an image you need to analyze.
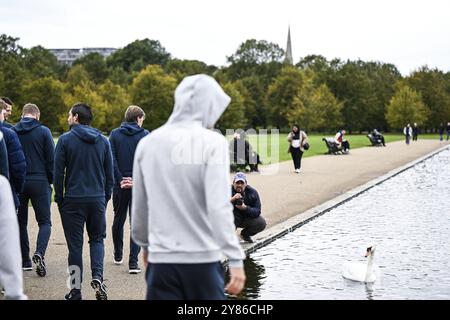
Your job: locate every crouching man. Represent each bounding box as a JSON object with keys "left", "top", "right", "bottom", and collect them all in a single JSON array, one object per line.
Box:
[{"left": 230, "top": 172, "right": 266, "bottom": 243}]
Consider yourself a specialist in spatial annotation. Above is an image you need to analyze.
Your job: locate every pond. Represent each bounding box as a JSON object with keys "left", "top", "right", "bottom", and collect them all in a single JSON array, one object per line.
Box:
[{"left": 239, "top": 148, "right": 450, "bottom": 299}]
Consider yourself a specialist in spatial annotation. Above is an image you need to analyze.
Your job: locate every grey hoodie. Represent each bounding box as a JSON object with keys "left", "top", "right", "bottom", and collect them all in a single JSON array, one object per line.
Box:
[
  {"left": 0, "top": 175, "right": 27, "bottom": 300},
  {"left": 131, "top": 74, "right": 245, "bottom": 267}
]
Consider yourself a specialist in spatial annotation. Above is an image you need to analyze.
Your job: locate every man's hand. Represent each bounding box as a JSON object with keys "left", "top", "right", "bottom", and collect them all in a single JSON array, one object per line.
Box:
[
  {"left": 230, "top": 193, "right": 242, "bottom": 202},
  {"left": 142, "top": 249, "right": 148, "bottom": 269},
  {"left": 120, "top": 177, "right": 133, "bottom": 189},
  {"left": 225, "top": 266, "right": 246, "bottom": 295}
]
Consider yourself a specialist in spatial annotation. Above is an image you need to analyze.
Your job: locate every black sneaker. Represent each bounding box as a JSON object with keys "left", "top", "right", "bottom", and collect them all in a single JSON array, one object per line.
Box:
[
  {"left": 240, "top": 234, "right": 254, "bottom": 243},
  {"left": 22, "top": 261, "right": 32, "bottom": 271},
  {"left": 64, "top": 288, "right": 82, "bottom": 300},
  {"left": 113, "top": 253, "right": 123, "bottom": 265},
  {"left": 129, "top": 262, "right": 142, "bottom": 274},
  {"left": 91, "top": 279, "right": 108, "bottom": 300},
  {"left": 32, "top": 253, "right": 47, "bottom": 277}
]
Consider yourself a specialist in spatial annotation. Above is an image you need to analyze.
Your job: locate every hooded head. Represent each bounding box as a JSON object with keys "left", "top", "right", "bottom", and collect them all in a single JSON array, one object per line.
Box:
[{"left": 167, "top": 74, "right": 231, "bottom": 128}]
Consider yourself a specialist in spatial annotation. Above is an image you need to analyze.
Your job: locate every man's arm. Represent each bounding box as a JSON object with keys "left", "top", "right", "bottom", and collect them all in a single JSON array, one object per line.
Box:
[
  {"left": 104, "top": 139, "right": 114, "bottom": 203},
  {"left": 44, "top": 128, "right": 55, "bottom": 185},
  {"left": 131, "top": 141, "right": 150, "bottom": 248},
  {"left": 108, "top": 132, "right": 123, "bottom": 185},
  {"left": 7, "top": 131, "right": 26, "bottom": 194},
  {"left": 237, "top": 189, "right": 261, "bottom": 218},
  {"left": 53, "top": 137, "right": 65, "bottom": 206}
]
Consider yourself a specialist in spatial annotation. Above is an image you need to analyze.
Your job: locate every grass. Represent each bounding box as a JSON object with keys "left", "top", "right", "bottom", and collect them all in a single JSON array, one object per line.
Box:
[{"left": 243, "top": 133, "right": 441, "bottom": 164}]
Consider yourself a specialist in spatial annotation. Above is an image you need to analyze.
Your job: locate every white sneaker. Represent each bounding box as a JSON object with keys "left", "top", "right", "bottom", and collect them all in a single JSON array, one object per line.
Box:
[{"left": 295, "top": 169, "right": 300, "bottom": 174}]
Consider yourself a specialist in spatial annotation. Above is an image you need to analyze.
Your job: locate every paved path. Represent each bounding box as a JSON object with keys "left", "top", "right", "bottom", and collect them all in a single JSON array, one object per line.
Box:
[{"left": 18, "top": 139, "right": 448, "bottom": 300}]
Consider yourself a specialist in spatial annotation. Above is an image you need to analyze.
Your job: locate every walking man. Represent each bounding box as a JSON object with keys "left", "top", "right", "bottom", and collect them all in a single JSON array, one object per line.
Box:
[
  {"left": 109, "top": 105, "right": 149, "bottom": 274},
  {"left": 403, "top": 123, "right": 412, "bottom": 145},
  {"left": 54, "top": 103, "right": 114, "bottom": 300},
  {"left": 14, "top": 104, "right": 54, "bottom": 277},
  {"left": 412, "top": 123, "right": 419, "bottom": 141},
  {"left": 131, "top": 74, "right": 246, "bottom": 300}
]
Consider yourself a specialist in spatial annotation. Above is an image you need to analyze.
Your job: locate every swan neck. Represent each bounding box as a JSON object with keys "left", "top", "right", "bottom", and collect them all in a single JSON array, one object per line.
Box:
[{"left": 365, "top": 254, "right": 374, "bottom": 281}]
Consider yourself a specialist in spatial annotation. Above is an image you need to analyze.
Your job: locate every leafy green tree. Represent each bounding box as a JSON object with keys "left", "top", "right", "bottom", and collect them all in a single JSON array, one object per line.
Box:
[
  {"left": 21, "top": 76, "right": 67, "bottom": 132},
  {"left": 406, "top": 66, "right": 450, "bottom": 129},
  {"left": 107, "top": 39, "right": 171, "bottom": 73},
  {"left": 73, "top": 52, "right": 109, "bottom": 84},
  {"left": 267, "top": 66, "right": 305, "bottom": 128},
  {"left": 165, "top": 59, "right": 216, "bottom": 82},
  {"left": 22, "top": 46, "right": 62, "bottom": 79},
  {"left": 386, "top": 84, "right": 429, "bottom": 129},
  {"left": 216, "top": 82, "right": 247, "bottom": 131},
  {"left": 129, "top": 65, "right": 177, "bottom": 130},
  {"left": 97, "top": 80, "right": 130, "bottom": 132}
]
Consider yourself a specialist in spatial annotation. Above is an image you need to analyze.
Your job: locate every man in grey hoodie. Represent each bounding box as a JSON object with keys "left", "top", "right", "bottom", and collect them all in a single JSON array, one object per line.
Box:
[
  {"left": 131, "top": 74, "right": 246, "bottom": 300},
  {"left": 0, "top": 175, "right": 27, "bottom": 300}
]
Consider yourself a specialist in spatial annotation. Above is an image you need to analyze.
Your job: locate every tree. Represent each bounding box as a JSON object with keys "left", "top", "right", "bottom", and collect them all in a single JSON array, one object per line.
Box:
[
  {"left": 129, "top": 65, "right": 177, "bottom": 130},
  {"left": 267, "top": 66, "right": 305, "bottom": 128},
  {"left": 107, "top": 39, "right": 171, "bottom": 73},
  {"left": 386, "top": 84, "right": 429, "bottom": 130},
  {"left": 73, "top": 52, "right": 109, "bottom": 84},
  {"left": 21, "top": 77, "right": 67, "bottom": 132},
  {"left": 216, "top": 82, "right": 247, "bottom": 131},
  {"left": 406, "top": 66, "right": 450, "bottom": 130},
  {"left": 165, "top": 59, "right": 216, "bottom": 82},
  {"left": 22, "top": 46, "right": 62, "bottom": 79},
  {"left": 97, "top": 80, "right": 130, "bottom": 132},
  {"left": 290, "top": 84, "right": 343, "bottom": 132}
]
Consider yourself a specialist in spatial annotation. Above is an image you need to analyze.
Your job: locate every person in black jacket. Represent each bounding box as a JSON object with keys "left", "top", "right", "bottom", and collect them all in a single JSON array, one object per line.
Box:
[
  {"left": 109, "top": 105, "right": 149, "bottom": 274},
  {"left": 412, "top": 123, "right": 419, "bottom": 141},
  {"left": 0, "top": 131, "right": 8, "bottom": 179},
  {"left": 0, "top": 96, "right": 15, "bottom": 129},
  {"left": 230, "top": 172, "right": 266, "bottom": 243},
  {"left": 14, "top": 103, "right": 55, "bottom": 276},
  {"left": 0, "top": 99, "right": 26, "bottom": 209},
  {"left": 54, "top": 103, "right": 114, "bottom": 300}
]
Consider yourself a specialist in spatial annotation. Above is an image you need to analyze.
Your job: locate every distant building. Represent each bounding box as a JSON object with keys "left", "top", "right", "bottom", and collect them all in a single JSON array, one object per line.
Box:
[
  {"left": 49, "top": 47, "right": 117, "bottom": 65},
  {"left": 284, "top": 26, "right": 293, "bottom": 65}
]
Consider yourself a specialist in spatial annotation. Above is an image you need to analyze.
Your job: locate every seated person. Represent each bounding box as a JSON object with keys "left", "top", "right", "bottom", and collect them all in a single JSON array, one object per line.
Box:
[
  {"left": 230, "top": 132, "right": 261, "bottom": 172},
  {"left": 334, "top": 129, "right": 350, "bottom": 152},
  {"left": 371, "top": 129, "right": 385, "bottom": 146},
  {"left": 230, "top": 172, "right": 266, "bottom": 243}
]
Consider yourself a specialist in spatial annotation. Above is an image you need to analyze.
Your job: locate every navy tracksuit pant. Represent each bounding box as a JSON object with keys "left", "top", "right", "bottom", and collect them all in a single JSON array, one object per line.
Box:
[
  {"left": 59, "top": 200, "right": 106, "bottom": 287},
  {"left": 146, "top": 262, "right": 225, "bottom": 300},
  {"left": 17, "top": 180, "right": 52, "bottom": 265},
  {"left": 112, "top": 187, "right": 140, "bottom": 265}
]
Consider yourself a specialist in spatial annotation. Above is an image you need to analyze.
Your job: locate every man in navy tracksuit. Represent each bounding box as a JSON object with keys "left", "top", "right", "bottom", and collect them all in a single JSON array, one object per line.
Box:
[
  {"left": 109, "top": 105, "right": 148, "bottom": 274},
  {"left": 14, "top": 103, "right": 55, "bottom": 277},
  {"left": 54, "top": 103, "right": 114, "bottom": 300},
  {"left": 0, "top": 99, "right": 26, "bottom": 211}
]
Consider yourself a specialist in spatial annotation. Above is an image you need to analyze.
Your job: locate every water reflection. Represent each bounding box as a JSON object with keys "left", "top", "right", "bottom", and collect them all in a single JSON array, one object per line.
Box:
[{"left": 240, "top": 148, "right": 450, "bottom": 299}]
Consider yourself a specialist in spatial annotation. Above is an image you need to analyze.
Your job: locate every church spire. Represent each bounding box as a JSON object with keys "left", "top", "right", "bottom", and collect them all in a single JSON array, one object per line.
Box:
[{"left": 285, "top": 25, "right": 293, "bottom": 65}]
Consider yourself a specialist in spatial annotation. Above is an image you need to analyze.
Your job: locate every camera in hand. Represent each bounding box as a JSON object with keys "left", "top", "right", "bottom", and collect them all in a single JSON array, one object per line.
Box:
[{"left": 233, "top": 193, "right": 243, "bottom": 206}]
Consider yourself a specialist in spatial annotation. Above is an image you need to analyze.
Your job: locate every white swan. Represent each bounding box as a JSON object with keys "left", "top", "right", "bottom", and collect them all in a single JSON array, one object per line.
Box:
[{"left": 342, "top": 246, "right": 377, "bottom": 283}]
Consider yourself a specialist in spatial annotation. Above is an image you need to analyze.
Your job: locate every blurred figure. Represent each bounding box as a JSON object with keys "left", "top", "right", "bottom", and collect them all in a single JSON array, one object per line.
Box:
[
  {"left": 0, "top": 131, "right": 8, "bottom": 178},
  {"left": 403, "top": 123, "right": 412, "bottom": 145},
  {"left": 132, "top": 74, "right": 246, "bottom": 300},
  {"left": 334, "top": 129, "right": 350, "bottom": 152},
  {"left": 412, "top": 123, "right": 419, "bottom": 141},
  {"left": 438, "top": 123, "right": 444, "bottom": 141},
  {"left": 0, "top": 175, "right": 28, "bottom": 300},
  {"left": 230, "top": 131, "right": 261, "bottom": 173},
  {"left": 0, "top": 97, "right": 14, "bottom": 129},
  {"left": 446, "top": 122, "right": 450, "bottom": 141},
  {"left": 287, "top": 124, "right": 308, "bottom": 173}
]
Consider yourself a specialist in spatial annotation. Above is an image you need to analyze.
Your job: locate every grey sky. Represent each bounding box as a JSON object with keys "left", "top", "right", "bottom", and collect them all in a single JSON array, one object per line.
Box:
[{"left": 1, "top": 0, "right": 449, "bottom": 75}]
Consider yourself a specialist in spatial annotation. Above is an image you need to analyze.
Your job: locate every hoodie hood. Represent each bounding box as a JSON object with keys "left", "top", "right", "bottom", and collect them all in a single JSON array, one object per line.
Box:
[
  {"left": 14, "top": 118, "right": 41, "bottom": 134},
  {"left": 71, "top": 124, "right": 101, "bottom": 144},
  {"left": 167, "top": 74, "right": 231, "bottom": 128},
  {"left": 119, "top": 122, "right": 144, "bottom": 136}
]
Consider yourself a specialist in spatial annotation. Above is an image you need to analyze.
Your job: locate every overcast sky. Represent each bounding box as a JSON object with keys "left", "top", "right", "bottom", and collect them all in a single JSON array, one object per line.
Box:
[{"left": 1, "top": 0, "right": 449, "bottom": 75}]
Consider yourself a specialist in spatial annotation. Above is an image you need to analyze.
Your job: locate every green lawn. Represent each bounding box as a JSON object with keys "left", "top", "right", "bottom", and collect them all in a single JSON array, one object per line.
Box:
[{"left": 244, "top": 133, "right": 441, "bottom": 164}]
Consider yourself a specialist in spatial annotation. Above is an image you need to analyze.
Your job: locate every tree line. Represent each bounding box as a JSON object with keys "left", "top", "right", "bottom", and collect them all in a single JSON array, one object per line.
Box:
[{"left": 1, "top": 34, "right": 450, "bottom": 134}]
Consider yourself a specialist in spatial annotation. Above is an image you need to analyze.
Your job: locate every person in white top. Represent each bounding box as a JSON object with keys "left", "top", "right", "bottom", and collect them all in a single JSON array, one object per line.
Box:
[
  {"left": 403, "top": 123, "right": 412, "bottom": 145},
  {"left": 0, "top": 174, "right": 28, "bottom": 300},
  {"left": 131, "top": 74, "right": 246, "bottom": 300},
  {"left": 287, "top": 124, "right": 308, "bottom": 173}
]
